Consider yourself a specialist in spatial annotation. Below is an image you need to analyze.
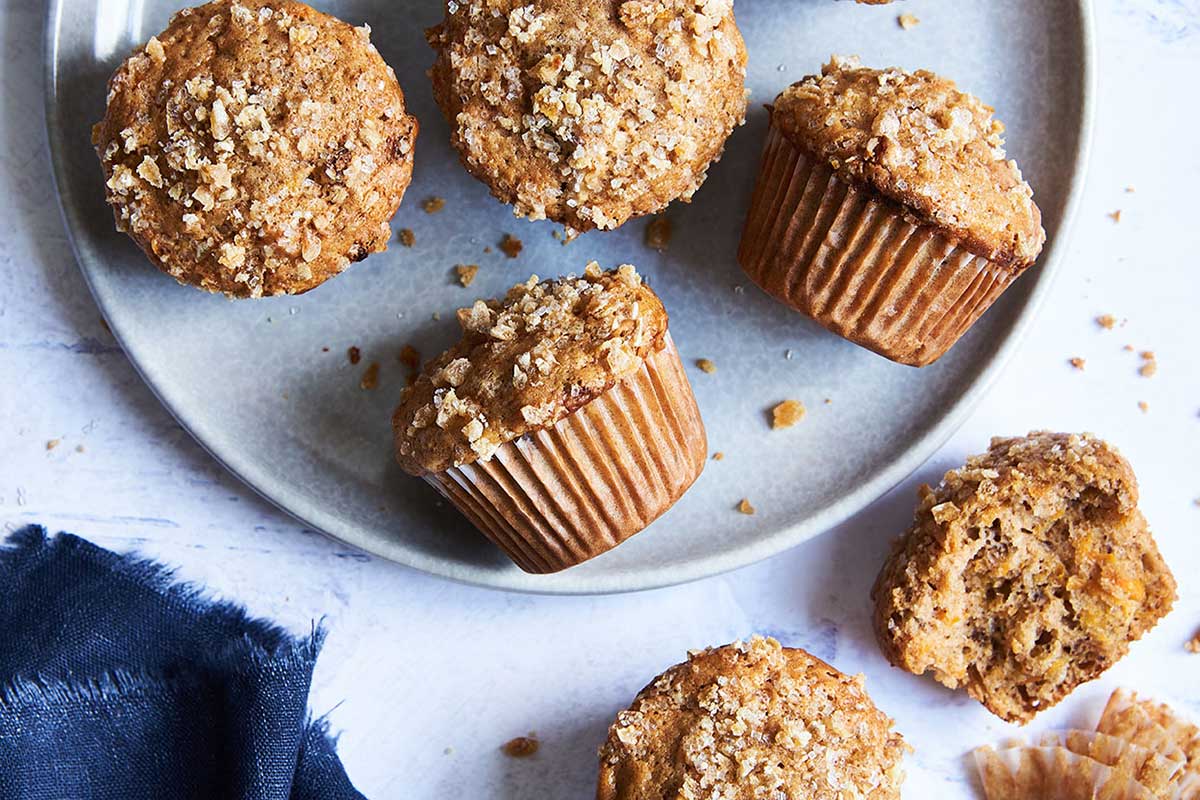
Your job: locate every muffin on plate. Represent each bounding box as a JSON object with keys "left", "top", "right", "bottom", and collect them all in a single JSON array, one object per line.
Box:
[
  {"left": 739, "top": 56, "right": 1044, "bottom": 366},
  {"left": 93, "top": 0, "right": 417, "bottom": 298},
  {"left": 597, "top": 636, "right": 908, "bottom": 800},
  {"left": 425, "top": 0, "right": 747, "bottom": 234},
  {"left": 391, "top": 263, "right": 706, "bottom": 573},
  {"left": 872, "top": 432, "right": 1175, "bottom": 724}
]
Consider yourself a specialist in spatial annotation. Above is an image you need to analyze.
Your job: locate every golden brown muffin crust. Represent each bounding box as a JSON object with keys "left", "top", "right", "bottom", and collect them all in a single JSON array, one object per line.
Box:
[
  {"left": 392, "top": 263, "right": 668, "bottom": 475},
  {"left": 772, "top": 56, "right": 1044, "bottom": 270},
  {"left": 597, "top": 636, "right": 907, "bottom": 800},
  {"left": 872, "top": 432, "right": 1176, "bottom": 724},
  {"left": 93, "top": 0, "right": 417, "bottom": 297},
  {"left": 426, "top": 0, "right": 747, "bottom": 233}
]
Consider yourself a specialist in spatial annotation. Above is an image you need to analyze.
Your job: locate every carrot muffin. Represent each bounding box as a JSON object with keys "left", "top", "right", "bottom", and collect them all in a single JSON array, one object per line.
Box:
[
  {"left": 93, "top": 0, "right": 417, "bottom": 298},
  {"left": 739, "top": 56, "right": 1045, "bottom": 366},
  {"left": 425, "top": 0, "right": 747, "bottom": 234},
  {"left": 597, "top": 636, "right": 908, "bottom": 800},
  {"left": 872, "top": 432, "right": 1175, "bottom": 724},
  {"left": 391, "top": 263, "right": 706, "bottom": 573}
]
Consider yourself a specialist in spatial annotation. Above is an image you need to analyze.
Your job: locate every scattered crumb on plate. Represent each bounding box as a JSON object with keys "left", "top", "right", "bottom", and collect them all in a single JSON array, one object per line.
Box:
[
  {"left": 736, "top": 498, "right": 755, "bottom": 515},
  {"left": 46, "top": 439, "right": 61, "bottom": 451},
  {"left": 398, "top": 345, "right": 421, "bottom": 386},
  {"left": 898, "top": 13, "right": 919, "bottom": 29},
  {"left": 1069, "top": 357, "right": 1085, "bottom": 370},
  {"left": 696, "top": 358, "right": 716, "bottom": 374},
  {"left": 360, "top": 362, "right": 380, "bottom": 390},
  {"left": 422, "top": 197, "right": 446, "bottom": 214},
  {"left": 399, "top": 228, "right": 415, "bottom": 247},
  {"left": 771, "top": 400, "right": 806, "bottom": 429},
  {"left": 1188, "top": 632, "right": 1200, "bottom": 654},
  {"left": 75, "top": 444, "right": 86, "bottom": 453},
  {"left": 1138, "top": 401, "right": 1149, "bottom": 413},
  {"left": 1095, "top": 314, "right": 1116, "bottom": 330},
  {"left": 645, "top": 215, "right": 672, "bottom": 251},
  {"left": 501, "top": 736, "right": 539, "bottom": 758},
  {"left": 455, "top": 264, "right": 479, "bottom": 287},
  {"left": 712, "top": 452, "right": 724, "bottom": 461},
  {"left": 499, "top": 233, "right": 523, "bottom": 259},
  {"left": 348, "top": 346, "right": 362, "bottom": 365},
  {"left": 768, "top": 398, "right": 806, "bottom": 429},
  {"left": 1108, "top": 209, "right": 1122, "bottom": 223}
]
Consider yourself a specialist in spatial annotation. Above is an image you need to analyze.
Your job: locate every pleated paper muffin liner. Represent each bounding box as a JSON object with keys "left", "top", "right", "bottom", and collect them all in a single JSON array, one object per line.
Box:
[
  {"left": 738, "top": 126, "right": 1023, "bottom": 367},
  {"left": 974, "top": 745, "right": 1158, "bottom": 800},
  {"left": 425, "top": 333, "right": 707, "bottom": 574}
]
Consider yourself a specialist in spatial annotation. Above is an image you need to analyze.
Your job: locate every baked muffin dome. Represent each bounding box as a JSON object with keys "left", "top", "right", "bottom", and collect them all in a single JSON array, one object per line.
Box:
[
  {"left": 872, "top": 432, "right": 1176, "bottom": 724},
  {"left": 426, "top": 0, "right": 748, "bottom": 233},
  {"left": 393, "top": 263, "right": 668, "bottom": 475},
  {"left": 93, "top": 0, "right": 418, "bottom": 298},
  {"left": 597, "top": 636, "right": 908, "bottom": 800},
  {"left": 771, "top": 55, "right": 1043, "bottom": 269}
]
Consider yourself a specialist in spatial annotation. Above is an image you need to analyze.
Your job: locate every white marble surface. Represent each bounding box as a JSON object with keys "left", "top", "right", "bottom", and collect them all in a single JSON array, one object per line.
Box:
[{"left": 2, "top": 1, "right": 1199, "bottom": 797}]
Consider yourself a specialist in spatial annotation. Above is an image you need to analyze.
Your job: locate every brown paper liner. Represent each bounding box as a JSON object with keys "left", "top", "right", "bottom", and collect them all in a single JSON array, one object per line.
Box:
[
  {"left": 974, "top": 745, "right": 1158, "bottom": 800},
  {"left": 425, "top": 333, "right": 706, "bottom": 574},
  {"left": 738, "top": 126, "right": 1021, "bottom": 367}
]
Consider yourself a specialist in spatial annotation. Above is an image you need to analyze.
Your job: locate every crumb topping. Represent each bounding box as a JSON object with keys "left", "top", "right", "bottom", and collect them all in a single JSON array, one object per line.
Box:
[
  {"left": 597, "top": 637, "right": 907, "bottom": 800},
  {"left": 92, "top": 0, "right": 417, "bottom": 298},
  {"left": 772, "top": 56, "right": 1044, "bottom": 269},
  {"left": 392, "top": 263, "right": 667, "bottom": 474},
  {"left": 426, "top": 0, "right": 748, "bottom": 233}
]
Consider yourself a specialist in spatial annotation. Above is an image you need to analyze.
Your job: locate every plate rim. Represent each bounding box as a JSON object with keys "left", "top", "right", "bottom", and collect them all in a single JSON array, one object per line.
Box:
[{"left": 42, "top": 0, "right": 1096, "bottom": 595}]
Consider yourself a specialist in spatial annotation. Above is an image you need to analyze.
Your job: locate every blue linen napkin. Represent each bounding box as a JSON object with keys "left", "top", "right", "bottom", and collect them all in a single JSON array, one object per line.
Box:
[{"left": 0, "top": 526, "right": 365, "bottom": 800}]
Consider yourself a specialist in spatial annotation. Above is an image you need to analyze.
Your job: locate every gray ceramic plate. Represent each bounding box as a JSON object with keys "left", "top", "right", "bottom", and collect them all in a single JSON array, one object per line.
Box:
[{"left": 45, "top": 0, "right": 1093, "bottom": 593}]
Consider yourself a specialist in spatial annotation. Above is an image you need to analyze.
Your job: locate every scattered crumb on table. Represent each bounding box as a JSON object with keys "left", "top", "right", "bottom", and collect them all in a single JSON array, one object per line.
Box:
[
  {"left": 455, "top": 264, "right": 479, "bottom": 287},
  {"left": 1108, "top": 209, "right": 1122, "bottom": 223},
  {"left": 712, "top": 452, "right": 724, "bottom": 461},
  {"left": 360, "top": 362, "right": 380, "bottom": 390},
  {"left": 1069, "top": 357, "right": 1086, "bottom": 370},
  {"left": 348, "top": 346, "right": 361, "bottom": 365},
  {"left": 46, "top": 439, "right": 61, "bottom": 451},
  {"left": 399, "top": 228, "right": 415, "bottom": 247},
  {"left": 501, "top": 736, "right": 539, "bottom": 758},
  {"left": 1139, "top": 351, "right": 1157, "bottom": 377},
  {"left": 1138, "top": 401, "right": 1149, "bottom": 413},
  {"left": 898, "top": 13, "right": 919, "bottom": 29},
  {"left": 696, "top": 358, "right": 716, "bottom": 374},
  {"left": 422, "top": 197, "right": 445, "bottom": 214},
  {"left": 645, "top": 215, "right": 672, "bottom": 251},
  {"left": 499, "top": 233, "right": 523, "bottom": 259},
  {"left": 736, "top": 498, "right": 755, "bottom": 515},
  {"left": 1095, "top": 314, "right": 1116, "bottom": 330}
]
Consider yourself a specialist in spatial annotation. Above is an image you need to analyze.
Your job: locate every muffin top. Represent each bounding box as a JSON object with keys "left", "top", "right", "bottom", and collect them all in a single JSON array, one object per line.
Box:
[
  {"left": 93, "top": 0, "right": 417, "bottom": 298},
  {"left": 597, "top": 636, "right": 907, "bottom": 800},
  {"left": 392, "top": 264, "right": 668, "bottom": 475},
  {"left": 426, "top": 0, "right": 747, "bottom": 233},
  {"left": 872, "top": 432, "right": 1176, "bottom": 724},
  {"left": 772, "top": 56, "right": 1044, "bottom": 270}
]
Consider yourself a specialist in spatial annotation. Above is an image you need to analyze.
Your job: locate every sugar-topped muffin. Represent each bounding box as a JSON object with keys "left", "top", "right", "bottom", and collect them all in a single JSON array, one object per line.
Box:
[
  {"left": 872, "top": 432, "right": 1175, "bottom": 724},
  {"left": 93, "top": 0, "right": 417, "bottom": 297},
  {"left": 597, "top": 636, "right": 908, "bottom": 800},
  {"left": 392, "top": 264, "right": 706, "bottom": 573},
  {"left": 739, "top": 56, "right": 1044, "bottom": 366},
  {"left": 426, "top": 0, "right": 747, "bottom": 233}
]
